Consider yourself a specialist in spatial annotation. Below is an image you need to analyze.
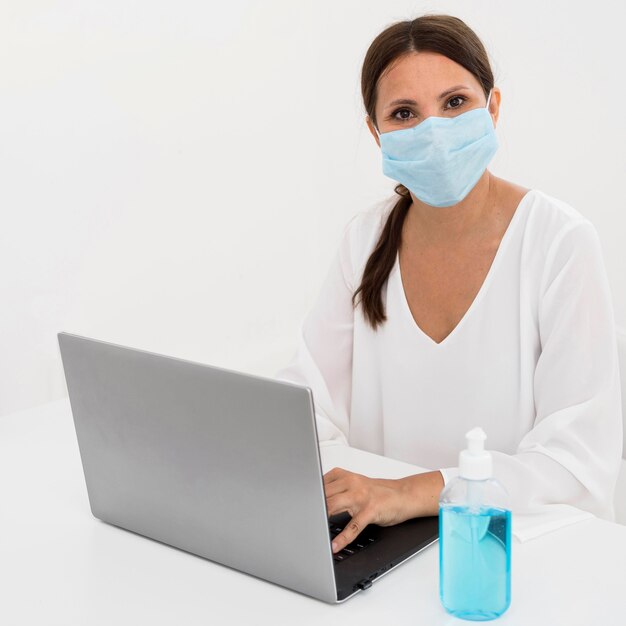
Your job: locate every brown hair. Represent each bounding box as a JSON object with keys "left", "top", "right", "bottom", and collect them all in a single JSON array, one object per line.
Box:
[{"left": 352, "top": 14, "right": 496, "bottom": 330}]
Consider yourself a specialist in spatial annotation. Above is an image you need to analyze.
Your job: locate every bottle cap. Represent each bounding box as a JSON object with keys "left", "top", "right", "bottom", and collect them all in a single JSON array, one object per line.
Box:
[{"left": 458, "top": 427, "right": 492, "bottom": 480}]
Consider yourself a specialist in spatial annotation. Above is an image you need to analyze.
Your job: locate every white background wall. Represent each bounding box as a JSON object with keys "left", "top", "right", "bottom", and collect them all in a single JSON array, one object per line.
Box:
[{"left": 1, "top": 0, "right": 625, "bottom": 418}]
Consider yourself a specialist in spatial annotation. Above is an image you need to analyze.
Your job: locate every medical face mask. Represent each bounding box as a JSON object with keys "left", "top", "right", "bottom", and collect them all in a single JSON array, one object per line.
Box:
[{"left": 375, "top": 89, "right": 498, "bottom": 207}]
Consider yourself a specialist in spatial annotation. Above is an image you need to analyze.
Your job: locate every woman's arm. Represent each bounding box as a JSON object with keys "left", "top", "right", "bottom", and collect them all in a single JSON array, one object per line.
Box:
[{"left": 274, "top": 212, "right": 361, "bottom": 444}]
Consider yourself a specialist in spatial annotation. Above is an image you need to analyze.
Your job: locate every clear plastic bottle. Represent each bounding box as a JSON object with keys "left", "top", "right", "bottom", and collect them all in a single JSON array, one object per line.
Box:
[{"left": 439, "top": 427, "right": 511, "bottom": 621}]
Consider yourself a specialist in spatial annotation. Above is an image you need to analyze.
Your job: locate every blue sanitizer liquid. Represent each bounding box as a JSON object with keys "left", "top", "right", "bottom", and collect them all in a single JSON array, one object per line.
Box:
[{"left": 439, "top": 504, "right": 511, "bottom": 621}]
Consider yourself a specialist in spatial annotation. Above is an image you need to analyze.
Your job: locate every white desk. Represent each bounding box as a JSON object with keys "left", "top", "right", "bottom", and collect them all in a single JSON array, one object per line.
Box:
[{"left": 1, "top": 398, "right": 625, "bottom": 625}]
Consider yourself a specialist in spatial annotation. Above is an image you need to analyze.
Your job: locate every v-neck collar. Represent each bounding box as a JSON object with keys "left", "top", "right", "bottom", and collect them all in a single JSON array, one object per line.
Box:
[{"left": 392, "top": 188, "right": 535, "bottom": 348}]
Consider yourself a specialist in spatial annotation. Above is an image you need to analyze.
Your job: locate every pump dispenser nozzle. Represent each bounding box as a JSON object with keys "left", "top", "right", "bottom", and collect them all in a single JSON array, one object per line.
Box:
[{"left": 459, "top": 427, "right": 492, "bottom": 480}]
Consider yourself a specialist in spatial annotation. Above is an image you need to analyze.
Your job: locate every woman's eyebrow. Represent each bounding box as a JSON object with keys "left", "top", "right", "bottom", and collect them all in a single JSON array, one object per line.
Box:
[{"left": 384, "top": 84, "right": 472, "bottom": 110}]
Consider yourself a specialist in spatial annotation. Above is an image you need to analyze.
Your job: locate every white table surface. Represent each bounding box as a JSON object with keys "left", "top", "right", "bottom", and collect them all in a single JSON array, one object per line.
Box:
[{"left": 1, "top": 397, "right": 625, "bottom": 625}]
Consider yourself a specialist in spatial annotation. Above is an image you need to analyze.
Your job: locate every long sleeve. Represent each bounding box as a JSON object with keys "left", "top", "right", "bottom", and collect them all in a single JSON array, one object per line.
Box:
[
  {"left": 273, "top": 215, "right": 360, "bottom": 447},
  {"left": 439, "top": 220, "right": 623, "bottom": 521}
]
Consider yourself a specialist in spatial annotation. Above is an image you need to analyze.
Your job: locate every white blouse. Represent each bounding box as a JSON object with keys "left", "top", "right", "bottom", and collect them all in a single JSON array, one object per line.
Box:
[{"left": 274, "top": 188, "right": 623, "bottom": 521}]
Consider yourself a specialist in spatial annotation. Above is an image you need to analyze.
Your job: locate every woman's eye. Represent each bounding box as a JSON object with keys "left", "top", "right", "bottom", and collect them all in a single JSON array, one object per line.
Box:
[
  {"left": 446, "top": 95, "right": 466, "bottom": 109},
  {"left": 392, "top": 108, "right": 414, "bottom": 121}
]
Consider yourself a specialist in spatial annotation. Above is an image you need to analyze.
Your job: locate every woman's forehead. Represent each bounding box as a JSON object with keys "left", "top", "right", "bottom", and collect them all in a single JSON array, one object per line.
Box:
[{"left": 377, "top": 52, "right": 479, "bottom": 105}]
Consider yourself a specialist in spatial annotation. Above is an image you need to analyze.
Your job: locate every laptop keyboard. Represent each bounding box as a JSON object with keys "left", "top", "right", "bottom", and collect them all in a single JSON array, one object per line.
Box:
[{"left": 328, "top": 521, "right": 378, "bottom": 562}]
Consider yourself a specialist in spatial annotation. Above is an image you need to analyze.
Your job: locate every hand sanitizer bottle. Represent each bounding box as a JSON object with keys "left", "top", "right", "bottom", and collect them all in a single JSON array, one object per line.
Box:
[{"left": 439, "top": 427, "right": 511, "bottom": 620}]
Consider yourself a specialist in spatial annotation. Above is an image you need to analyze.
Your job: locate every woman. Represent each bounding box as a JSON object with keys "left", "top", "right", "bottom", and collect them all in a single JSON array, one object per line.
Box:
[{"left": 274, "top": 14, "right": 622, "bottom": 555}]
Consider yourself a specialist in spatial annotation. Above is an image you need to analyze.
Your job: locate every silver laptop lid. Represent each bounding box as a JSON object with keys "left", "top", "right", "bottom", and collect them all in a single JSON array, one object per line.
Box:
[{"left": 57, "top": 332, "right": 338, "bottom": 603}]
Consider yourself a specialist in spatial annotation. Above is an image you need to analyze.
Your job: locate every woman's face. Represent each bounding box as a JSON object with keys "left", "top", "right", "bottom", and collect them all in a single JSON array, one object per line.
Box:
[{"left": 366, "top": 50, "right": 500, "bottom": 145}]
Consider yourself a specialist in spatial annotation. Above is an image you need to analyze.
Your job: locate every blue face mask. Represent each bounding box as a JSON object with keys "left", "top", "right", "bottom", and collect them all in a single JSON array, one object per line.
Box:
[{"left": 375, "top": 89, "right": 498, "bottom": 207}]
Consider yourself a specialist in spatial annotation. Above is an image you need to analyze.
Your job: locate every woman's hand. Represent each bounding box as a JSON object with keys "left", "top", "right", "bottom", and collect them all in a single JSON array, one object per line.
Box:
[{"left": 323, "top": 467, "right": 444, "bottom": 554}]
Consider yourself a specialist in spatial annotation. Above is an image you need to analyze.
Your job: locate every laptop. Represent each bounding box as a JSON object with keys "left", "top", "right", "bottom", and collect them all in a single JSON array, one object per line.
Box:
[{"left": 57, "top": 331, "right": 439, "bottom": 603}]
